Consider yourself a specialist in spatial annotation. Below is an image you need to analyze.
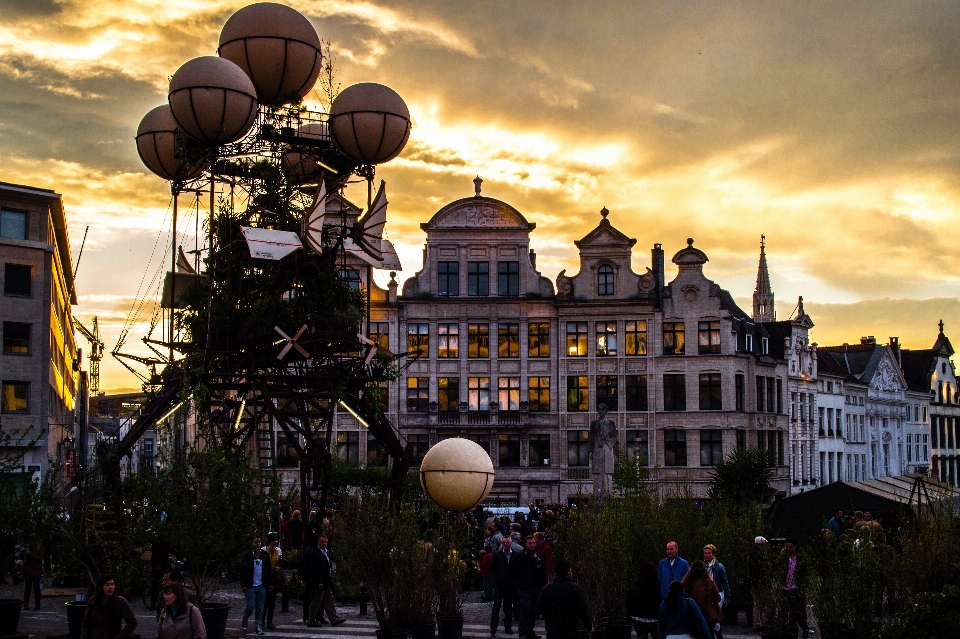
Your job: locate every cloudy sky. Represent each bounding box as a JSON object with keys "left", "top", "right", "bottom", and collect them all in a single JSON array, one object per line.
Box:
[{"left": 2, "top": 0, "right": 959, "bottom": 393}]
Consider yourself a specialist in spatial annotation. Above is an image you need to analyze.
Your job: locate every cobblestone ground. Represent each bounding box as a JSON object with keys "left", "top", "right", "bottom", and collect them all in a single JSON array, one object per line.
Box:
[{"left": 2, "top": 583, "right": 782, "bottom": 639}]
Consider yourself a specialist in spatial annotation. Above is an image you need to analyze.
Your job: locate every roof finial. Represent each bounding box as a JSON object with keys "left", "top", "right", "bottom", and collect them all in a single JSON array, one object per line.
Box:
[
  {"left": 473, "top": 176, "right": 482, "bottom": 197},
  {"left": 687, "top": 237, "right": 694, "bottom": 247},
  {"left": 761, "top": 233, "right": 766, "bottom": 250},
  {"left": 600, "top": 206, "right": 609, "bottom": 219},
  {"left": 939, "top": 319, "right": 945, "bottom": 334}
]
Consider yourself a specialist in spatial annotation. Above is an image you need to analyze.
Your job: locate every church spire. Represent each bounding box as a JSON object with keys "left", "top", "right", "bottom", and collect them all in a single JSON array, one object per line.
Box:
[{"left": 753, "top": 234, "right": 775, "bottom": 322}]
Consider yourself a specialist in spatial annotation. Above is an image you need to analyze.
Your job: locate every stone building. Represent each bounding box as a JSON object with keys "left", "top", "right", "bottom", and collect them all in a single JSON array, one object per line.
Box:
[
  {"left": 0, "top": 181, "right": 78, "bottom": 484},
  {"left": 329, "top": 181, "right": 791, "bottom": 504},
  {"left": 900, "top": 323, "right": 956, "bottom": 484},
  {"left": 817, "top": 338, "right": 911, "bottom": 480}
]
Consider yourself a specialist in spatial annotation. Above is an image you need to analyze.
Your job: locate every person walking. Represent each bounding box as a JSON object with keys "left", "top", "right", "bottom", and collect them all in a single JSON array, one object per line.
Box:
[
  {"left": 534, "top": 560, "right": 591, "bottom": 639},
  {"left": 681, "top": 561, "right": 723, "bottom": 639},
  {"left": 157, "top": 569, "right": 196, "bottom": 620},
  {"left": 480, "top": 544, "right": 494, "bottom": 602},
  {"left": 305, "top": 536, "right": 345, "bottom": 628},
  {"left": 240, "top": 536, "right": 270, "bottom": 635},
  {"left": 781, "top": 540, "right": 810, "bottom": 638},
  {"left": 657, "top": 542, "right": 690, "bottom": 600},
  {"left": 702, "top": 545, "right": 730, "bottom": 637},
  {"left": 80, "top": 574, "right": 138, "bottom": 639},
  {"left": 262, "top": 534, "right": 282, "bottom": 629},
  {"left": 657, "top": 581, "right": 710, "bottom": 639},
  {"left": 627, "top": 562, "right": 661, "bottom": 639},
  {"left": 490, "top": 536, "right": 519, "bottom": 635},
  {"left": 516, "top": 535, "right": 547, "bottom": 639},
  {"left": 157, "top": 582, "right": 206, "bottom": 639},
  {"left": 21, "top": 536, "right": 44, "bottom": 610}
]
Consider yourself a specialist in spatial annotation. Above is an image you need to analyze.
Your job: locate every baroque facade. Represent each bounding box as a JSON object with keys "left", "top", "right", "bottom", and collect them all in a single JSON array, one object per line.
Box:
[{"left": 330, "top": 181, "right": 791, "bottom": 505}]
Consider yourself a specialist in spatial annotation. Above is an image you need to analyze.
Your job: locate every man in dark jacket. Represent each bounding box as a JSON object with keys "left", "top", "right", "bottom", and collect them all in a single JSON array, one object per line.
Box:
[
  {"left": 516, "top": 536, "right": 547, "bottom": 639},
  {"left": 535, "top": 560, "right": 591, "bottom": 639},
  {"left": 240, "top": 536, "right": 272, "bottom": 635},
  {"left": 490, "top": 536, "right": 520, "bottom": 635},
  {"left": 304, "top": 536, "right": 345, "bottom": 628}
]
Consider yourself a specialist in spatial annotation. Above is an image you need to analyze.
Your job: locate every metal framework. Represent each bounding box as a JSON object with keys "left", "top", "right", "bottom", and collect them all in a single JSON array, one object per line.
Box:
[{"left": 103, "top": 102, "right": 413, "bottom": 526}]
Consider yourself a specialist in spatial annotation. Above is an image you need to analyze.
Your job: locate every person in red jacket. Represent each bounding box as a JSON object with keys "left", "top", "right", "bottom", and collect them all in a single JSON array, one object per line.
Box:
[
  {"left": 534, "top": 532, "right": 553, "bottom": 583},
  {"left": 479, "top": 544, "right": 494, "bottom": 602}
]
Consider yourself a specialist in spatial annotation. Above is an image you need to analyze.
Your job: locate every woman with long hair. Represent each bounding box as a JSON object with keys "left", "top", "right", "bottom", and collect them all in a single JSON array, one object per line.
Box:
[
  {"left": 681, "top": 561, "right": 722, "bottom": 639},
  {"left": 657, "top": 581, "right": 710, "bottom": 639},
  {"left": 157, "top": 582, "right": 206, "bottom": 639},
  {"left": 80, "top": 574, "right": 138, "bottom": 639},
  {"left": 627, "top": 562, "right": 661, "bottom": 639}
]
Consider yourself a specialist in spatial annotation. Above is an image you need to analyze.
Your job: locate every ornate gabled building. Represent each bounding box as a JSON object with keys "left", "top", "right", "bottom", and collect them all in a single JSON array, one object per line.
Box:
[
  {"left": 900, "top": 322, "right": 956, "bottom": 484},
  {"left": 817, "top": 338, "right": 911, "bottom": 480},
  {"left": 317, "top": 181, "right": 793, "bottom": 504}
]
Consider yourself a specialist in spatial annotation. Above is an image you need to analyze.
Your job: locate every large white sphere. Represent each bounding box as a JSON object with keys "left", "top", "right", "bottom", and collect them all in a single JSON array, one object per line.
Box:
[
  {"left": 281, "top": 122, "right": 328, "bottom": 183},
  {"left": 329, "top": 83, "right": 411, "bottom": 165},
  {"left": 218, "top": 2, "right": 323, "bottom": 105},
  {"left": 419, "top": 438, "right": 494, "bottom": 511},
  {"left": 168, "top": 56, "right": 259, "bottom": 144},
  {"left": 136, "top": 105, "right": 207, "bottom": 181}
]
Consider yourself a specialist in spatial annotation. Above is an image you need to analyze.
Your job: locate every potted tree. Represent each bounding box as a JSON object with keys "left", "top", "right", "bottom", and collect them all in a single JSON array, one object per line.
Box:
[{"left": 434, "top": 535, "right": 467, "bottom": 639}]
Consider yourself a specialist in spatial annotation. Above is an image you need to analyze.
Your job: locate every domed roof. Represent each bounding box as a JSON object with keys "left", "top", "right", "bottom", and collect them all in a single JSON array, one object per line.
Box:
[{"left": 219, "top": 3, "right": 320, "bottom": 46}]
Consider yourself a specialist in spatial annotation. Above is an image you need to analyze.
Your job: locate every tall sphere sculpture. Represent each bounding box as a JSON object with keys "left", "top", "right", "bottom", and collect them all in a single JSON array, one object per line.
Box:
[
  {"left": 136, "top": 105, "right": 207, "bottom": 181},
  {"left": 168, "top": 56, "right": 259, "bottom": 145},
  {"left": 329, "top": 83, "right": 411, "bottom": 165},
  {"left": 281, "top": 122, "right": 328, "bottom": 184},
  {"left": 218, "top": 2, "right": 323, "bottom": 105},
  {"left": 419, "top": 438, "right": 494, "bottom": 511}
]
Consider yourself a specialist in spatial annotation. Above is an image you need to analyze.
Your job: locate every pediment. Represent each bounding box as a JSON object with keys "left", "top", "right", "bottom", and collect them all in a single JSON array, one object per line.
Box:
[
  {"left": 575, "top": 218, "right": 636, "bottom": 249},
  {"left": 424, "top": 197, "right": 532, "bottom": 231}
]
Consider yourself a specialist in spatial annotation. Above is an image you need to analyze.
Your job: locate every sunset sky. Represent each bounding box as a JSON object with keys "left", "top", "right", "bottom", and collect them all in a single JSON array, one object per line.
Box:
[{"left": 2, "top": 0, "right": 959, "bottom": 393}]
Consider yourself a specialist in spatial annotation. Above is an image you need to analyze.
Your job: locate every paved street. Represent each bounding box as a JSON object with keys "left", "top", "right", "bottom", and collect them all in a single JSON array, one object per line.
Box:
[{"left": 1, "top": 585, "right": 767, "bottom": 639}]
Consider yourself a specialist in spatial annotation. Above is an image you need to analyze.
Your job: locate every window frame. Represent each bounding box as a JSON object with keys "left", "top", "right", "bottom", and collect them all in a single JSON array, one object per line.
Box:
[
  {"left": 596, "top": 375, "right": 618, "bottom": 411},
  {"left": 625, "top": 375, "right": 648, "bottom": 411},
  {"left": 528, "top": 376, "right": 550, "bottom": 412},
  {"left": 1, "top": 381, "right": 29, "bottom": 413},
  {"left": 567, "top": 429, "right": 590, "bottom": 467},
  {"left": 663, "top": 373, "right": 686, "bottom": 411},
  {"left": 498, "top": 376, "right": 520, "bottom": 411},
  {"left": 468, "top": 377, "right": 490, "bottom": 411},
  {"left": 663, "top": 321, "right": 685, "bottom": 355},
  {"left": 596, "top": 321, "right": 617, "bottom": 356},
  {"left": 0, "top": 209, "right": 28, "bottom": 240},
  {"left": 626, "top": 429, "right": 649, "bottom": 466},
  {"left": 698, "top": 320, "right": 721, "bottom": 354},
  {"left": 336, "top": 431, "right": 360, "bottom": 466},
  {"left": 437, "top": 323, "right": 459, "bottom": 358},
  {"left": 438, "top": 377, "right": 460, "bottom": 412},
  {"left": 700, "top": 429, "right": 724, "bottom": 466},
  {"left": 497, "top": 261, "right": 520, "bottom": 296},
  {"left": 406, "top": 377, "right": 429, "bottom": 412},
  {"left": 664, "top": 429, "right": 687, "bottom": 467},
  {"left": 566, "top": 375, "right": 589, "bottom": 412},
  {"left": 528, "top": 322, "right": 550, "bottom": 358},
  {"left": 498, "top": 434, "right": 521, "bottom": 467},
  {"left": 698, "top": 373, "right": 722, "bottom": 411},
  {"left": 4, "top": 264, "right": 32, "bottom": 297},
  {"left": 367, "top": 321, "right": 389, "bottom": 350},
  {"left": 625, "top": 320, "right": 647, "bottom": 355},
  {"left": 566, "top": 322, "right": 588, "bottom": 357},
  {"left": 468, "top": 323, "right": 490, "bottom": 358},
  {"left": 597, "top": 264, "right": 614, "bottom": 295},
  {"left": 2, "top": 322, "right": 31, "bottom": 355},
  {"left": 498, "top": 323, "right": 520, "bottom": 358},
  {"left": 467, "top": 261, "right": 489, "bottom": 296},
  {"left": 437, "top": 261, "right": 459, "bottom": 296},
  {"left": 529, "top": 434, "right": 551, "bottom": 467},
  {"left": 339, "top": 267, "right": 361, "bottom": 290},
  {"left": 407, "top": 322, "right": 429, "bottom": 358}
]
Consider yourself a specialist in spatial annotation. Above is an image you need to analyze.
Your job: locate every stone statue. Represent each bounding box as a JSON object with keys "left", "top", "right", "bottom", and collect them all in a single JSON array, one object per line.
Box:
[{"left": 589, "top": 403, "right": 617, "bottom": 499}]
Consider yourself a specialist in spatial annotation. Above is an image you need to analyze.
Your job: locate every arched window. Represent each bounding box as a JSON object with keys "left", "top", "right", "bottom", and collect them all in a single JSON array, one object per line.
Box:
[
  {"left": 339, "top": 267, "right": 361, "bottom": 290},
  {"left": 597, "top": 264, "right": 614, "bottom": 295}
]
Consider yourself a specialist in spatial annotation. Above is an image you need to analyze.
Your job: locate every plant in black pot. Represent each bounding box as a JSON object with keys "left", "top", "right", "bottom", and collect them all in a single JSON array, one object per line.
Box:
[
  {"left": 434, "top": 533, "right": 467, "bottom": 639},
  {"left": 558, "top": 498, "right": 634, "bottom": 639},
  {"left": 338, "top": 492, "right": 433, "bottom": 639}
]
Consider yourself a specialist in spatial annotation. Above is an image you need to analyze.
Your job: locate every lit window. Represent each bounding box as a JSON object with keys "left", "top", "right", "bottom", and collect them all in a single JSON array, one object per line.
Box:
[
  {"left": 468, "top": 323, "right": 489, "bottom": 358},
  {"left": 698, "top": 321, "right": 720, "bottom": 354},
  {"left": 468, "top": 377, "right": 490, "bottom": 411},
  {"left": 663, "top": 322, "right": 685, "bottom": 355},
  {"left": 407, "top": 323, "right": 429, "bottom": 358},
  {"left": 438, "top": 323, "right": 459, "bottom": 358},
  {"left": 567, "top": 376, "right": 588, "bottom": 412},
  {"left": 528, "top": 323, "right": 550, "bottom": 357},
  {"left": 566, "top": 322, "right": 588, "bottom": 356},
  {"left": 596, "top": 322, "right": 617, "bottom": 356},
  {"left": 1, "top": 381, "right": 28, "bottom": 413},
  {"left": 406, "top": 377, "right": 429, "bottom": 412},
  {"left": 625, "top": 321, "right": 647, "bottom": 355},
  {"left": 498, "top": 377, "right": 520, "bottom": 411},
  {"left": 528, "top": 377, "right": 550, "bottom": 412}
]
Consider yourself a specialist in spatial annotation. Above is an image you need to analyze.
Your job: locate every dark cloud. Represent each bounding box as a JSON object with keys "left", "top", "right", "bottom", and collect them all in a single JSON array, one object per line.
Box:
[{"left": 0, "top": 0, "right": 61, "bottom": 17}]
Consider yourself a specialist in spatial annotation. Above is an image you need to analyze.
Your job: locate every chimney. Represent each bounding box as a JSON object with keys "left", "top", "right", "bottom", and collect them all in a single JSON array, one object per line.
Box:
[
  {"left": 889, "top": 337, "right": 901, "bottom": 366},
  {"left": 861, "top": 336, "right": 876, "bottom": 345},
  {"left": 529, "top": 248, "right": 537, "bottom": 269},
  {"left": 652, "top": 243, "right": 665, "bottom": 289}
]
